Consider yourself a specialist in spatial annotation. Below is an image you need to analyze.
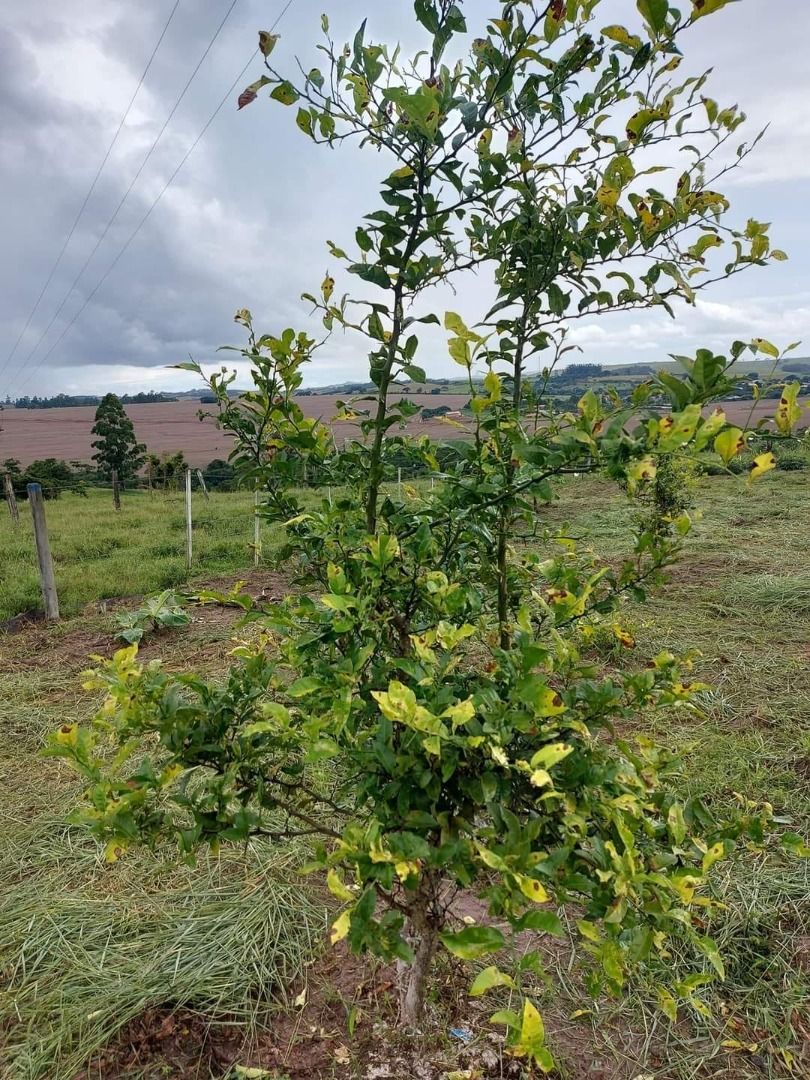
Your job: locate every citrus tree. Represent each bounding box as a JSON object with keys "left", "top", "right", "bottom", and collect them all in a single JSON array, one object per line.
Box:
[{"left": 51, "top": 0, "right": 806, "bottom": 1064}]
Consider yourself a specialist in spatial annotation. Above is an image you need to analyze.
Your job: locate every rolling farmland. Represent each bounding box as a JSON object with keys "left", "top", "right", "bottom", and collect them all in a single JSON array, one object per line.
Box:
[
  {"left": 1, "top": 393, "right": 804, "bottom": 467},
  {"left": 0, "top": 394, "right": 471, "bottom": 466}
]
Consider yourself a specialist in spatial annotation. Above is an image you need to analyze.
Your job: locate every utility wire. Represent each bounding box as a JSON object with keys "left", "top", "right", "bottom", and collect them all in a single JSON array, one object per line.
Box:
[
  {"left": 10, "top": 0, "right": 297, "bottom": 399},
  {"left": 0, "top": 0, "right": 182, "bottom": 383},
  {"left": 7, "top": 0, "right": 246, "bottom": 394}
]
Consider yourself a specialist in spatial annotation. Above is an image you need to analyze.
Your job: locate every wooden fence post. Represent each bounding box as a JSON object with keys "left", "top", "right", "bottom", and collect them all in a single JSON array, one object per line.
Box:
[
  {"left": 147, "top": 462, "right": 154, "bottom": 496},
  {"left": 3, "top": 472, "right": 19, "bottom": 525},
  {"left": 185, "top": 469, "right": 193, "bottom": 571},
  {"left": 397, "top": 467, "right": 403, "bottom": 501},
  {"left": 254, "top": 490, "right": 261, "bottom": 568},
  {"left": 111, "top": 469, "right": 121, "bottom": 510},
  {"left": 27, "top": 484, "right": 59, "bottom": 620},
  {"left": 196, "top": 469, "right": 210, "bottom": 502}
]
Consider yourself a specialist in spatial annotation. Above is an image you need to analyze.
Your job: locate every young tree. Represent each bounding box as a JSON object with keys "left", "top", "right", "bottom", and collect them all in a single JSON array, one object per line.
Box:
[
  {"left": 90, "top": 393, "right": 146, "bottom": 484},
  {"left": 52, "top": 0, "right": 806, "bottom": 1065}
]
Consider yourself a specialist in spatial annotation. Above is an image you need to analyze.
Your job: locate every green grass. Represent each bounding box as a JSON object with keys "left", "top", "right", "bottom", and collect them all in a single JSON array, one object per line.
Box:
[
  {"left": 535, "top": 471, "right": 810, "bottom": 1078},
  {"left": 0, "top": 488, "right": 288, "bottom": 622},
  {"left": 0, "top": 471, "right": 808, "bottom": 1078},
  {"left": 0, "top": 663, "right": 326, "bottom": 1080},
  {"left": 0, "top": 481, "right": 425, "bottom": 623}
]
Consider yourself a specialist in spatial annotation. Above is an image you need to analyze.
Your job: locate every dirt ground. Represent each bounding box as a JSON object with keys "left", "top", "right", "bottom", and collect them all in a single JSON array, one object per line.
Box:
[
  {"left": 0, "top": 394, "right": 472, "bottom": 466},
  {"left": 3, "top": 560, "right": 808, "bottom": 1080}
]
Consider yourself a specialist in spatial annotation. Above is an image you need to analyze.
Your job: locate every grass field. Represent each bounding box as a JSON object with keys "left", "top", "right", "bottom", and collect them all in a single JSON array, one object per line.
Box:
[
  {"left": 1, "top": 472, "right": 808, "bottom": 1078},
  {"left": 0, "top": 487, "right": 286, "bottom": 624}
]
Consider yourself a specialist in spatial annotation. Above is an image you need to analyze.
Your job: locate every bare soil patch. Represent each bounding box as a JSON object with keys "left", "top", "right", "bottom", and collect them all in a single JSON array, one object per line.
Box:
[{"left": 0, "top": 571, "right": 290, "bottom": 673}]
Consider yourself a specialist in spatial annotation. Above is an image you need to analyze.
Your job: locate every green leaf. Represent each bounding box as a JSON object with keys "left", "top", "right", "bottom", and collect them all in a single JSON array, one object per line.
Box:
[
  {"left": 781, "top": 832, "right": 810, "bottom": 858},
  {"left": 469, "top": 965, "right": 515, "bottom": 996},
  {"left": 286, "top": 676, "right": 322, "bottom": 698},
  {"left": 512, "top": 910, "right": 564, "bottom": 936},
  {"left": 349, "top": 262, "right": 391, "bottom": 289},
  {"left": 637, "top": 0, "right": 670, "bottom": 33},
  {"left": 295, "top": 108, "right": 313, "bottom": 136},
  {"left": 270, "top": 81, "right": 299, "bottom": 106},
  {"left": 440, "top": 925, "right": 505, "bottom": 960},
  {"left": 695, "top": 935, "right": 725, "bottom": 979}
]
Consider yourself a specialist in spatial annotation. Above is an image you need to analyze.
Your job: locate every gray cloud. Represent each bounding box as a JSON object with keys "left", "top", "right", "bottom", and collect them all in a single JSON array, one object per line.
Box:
[{"left": 0, "top": 0, "right": 808, "bottom": 402}]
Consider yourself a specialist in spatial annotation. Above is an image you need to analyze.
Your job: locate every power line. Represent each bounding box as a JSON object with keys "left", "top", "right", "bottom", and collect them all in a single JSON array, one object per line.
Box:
[
  {"left": 9, "top": 0, "right": 297, "bottom": 399},
  {"left": 0, "top": 0, "right": 182, "bottom": 383},
  {"left": 6, "top": 0, "right": 245, "bottom": 394}
]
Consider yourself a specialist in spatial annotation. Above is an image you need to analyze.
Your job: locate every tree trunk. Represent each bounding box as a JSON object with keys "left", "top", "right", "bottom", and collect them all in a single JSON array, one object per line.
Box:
[
  {"left": 497, "top": 508, "right": 510, "bottom": 650},
  {"left": 396, "top": 875, "right": 440, "bottom": 1028}
]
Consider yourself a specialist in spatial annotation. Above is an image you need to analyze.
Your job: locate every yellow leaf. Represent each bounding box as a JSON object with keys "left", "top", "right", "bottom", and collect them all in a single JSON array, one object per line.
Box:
[
  {"left": 612, "top": 625, "right": 635, "bottom": 648},
  {"left": 490, "top": 745, "right": 509, "bottom": 767},
  {"left": 751, "top": 337, "right": 779, "bottom": 358},
  {"left": 601, "top": 24, "right": 642, "bottom": 48},
  {"left": 517, "top": 875, "right": 550, "bottom": 904},
  {"left": 484, "top": 369, "right": 502, "bottom": 401},
  {"left": 103, "top": 838, "right": 129, "bottom": 864},
  {"left": 330, "top": 910, "right": 351, "bottom": 944},
  {"left": 714, "top": 427, "right": 745, "bottom": 464},
  {"left": 294, "top": 986, "right": 307, "bottom": 1008},
  {"left": 749, "top": 452, "right": 776, "bottom": 483},
  {"left": 657, "top": 987, "right": 678, "bottom": 1022},
  {"left": 775, "top": 382, "right": 802, "bottom": 434},
  {"left": 530, "top": 743, "right": 573, "bottom": 770},
  {"left": 626, "top": 456, "right": 657, "bottom": 491},
  {"left": 519, "top": 998, "right": 545, "bottom": 1049},
  {"left": 596, "top": 183, "right": 620, "bottom": 209},
  {"left": 702, "top": 841, "right": 726, "bottom": 872},
  {"left": 327, "top": 868, "right": 355, "bottom": 902},
  {"left": 529, "top": 768, "right": 552, "bottom": 788},
  {"left": 321, "top": 273, "right": 335, "bottom": 302}
]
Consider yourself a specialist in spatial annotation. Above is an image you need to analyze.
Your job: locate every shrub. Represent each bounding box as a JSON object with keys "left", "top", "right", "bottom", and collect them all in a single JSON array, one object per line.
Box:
[{"left": 49, "top": 1, "right": 802, "bottom": 1067}]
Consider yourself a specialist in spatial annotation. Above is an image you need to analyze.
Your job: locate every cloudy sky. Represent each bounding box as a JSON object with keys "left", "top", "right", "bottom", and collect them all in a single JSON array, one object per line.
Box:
[{"left": 0, "top": 0, "right": 808, "bottom": 398}]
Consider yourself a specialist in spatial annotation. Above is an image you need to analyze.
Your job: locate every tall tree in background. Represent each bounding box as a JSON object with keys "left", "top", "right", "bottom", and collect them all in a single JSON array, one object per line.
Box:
[{"left": 90, "top": 394, "right": 145, "bottom": 484}]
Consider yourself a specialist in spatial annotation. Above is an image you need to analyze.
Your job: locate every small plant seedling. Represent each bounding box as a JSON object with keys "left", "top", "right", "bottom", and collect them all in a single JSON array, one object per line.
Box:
[{"left": 114, "top": 590, "right": 190, "bottom": 644}]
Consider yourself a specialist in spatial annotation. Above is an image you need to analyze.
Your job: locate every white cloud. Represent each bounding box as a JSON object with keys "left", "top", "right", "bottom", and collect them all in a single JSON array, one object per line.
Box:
[{"left": 1, "top": 0, "right": 808, "bottom": 398}]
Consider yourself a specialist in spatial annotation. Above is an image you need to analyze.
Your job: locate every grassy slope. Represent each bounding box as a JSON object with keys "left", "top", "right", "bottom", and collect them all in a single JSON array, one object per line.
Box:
[
  {"left": 534, "top": 472, "right": 810, "bottom": 1078},
  {"left": 0, "top": 489, "right": 265, "bottom": 622},
  {"left": 0, "top": 473, "right": 808, "bottom": 1078}
]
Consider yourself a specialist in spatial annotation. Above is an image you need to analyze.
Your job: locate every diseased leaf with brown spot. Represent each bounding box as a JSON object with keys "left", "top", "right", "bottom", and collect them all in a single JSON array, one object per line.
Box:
[{"left": 258, "top": 31, "right": 279, "bottom": 57}]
